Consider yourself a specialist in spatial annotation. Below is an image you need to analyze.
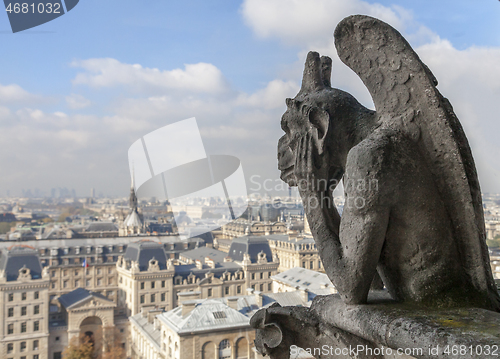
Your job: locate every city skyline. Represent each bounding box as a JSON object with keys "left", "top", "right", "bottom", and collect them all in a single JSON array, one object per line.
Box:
[{"left": 1, "top": 1, "right": 500, "bottom": 197}]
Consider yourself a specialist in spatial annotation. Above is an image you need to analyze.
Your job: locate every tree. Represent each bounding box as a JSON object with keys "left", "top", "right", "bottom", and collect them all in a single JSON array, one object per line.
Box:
[
  {"left": 63, "top": 334, "right": 94, "bottom": 359},
  {"left": 100, "top": 326, "right": 127, "bottom": 359}
]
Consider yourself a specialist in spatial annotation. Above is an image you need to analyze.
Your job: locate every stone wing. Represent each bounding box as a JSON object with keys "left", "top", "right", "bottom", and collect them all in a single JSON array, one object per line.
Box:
[{"left": 334, "top": 15, "right": 499, "bottom": 310}]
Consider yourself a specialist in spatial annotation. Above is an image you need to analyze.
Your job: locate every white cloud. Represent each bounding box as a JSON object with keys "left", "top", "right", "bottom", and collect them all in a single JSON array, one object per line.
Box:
[
  {"left": 0, "top": 83, "right": 45, "bottom": 105},
  {"left": 66, "top": 93, "right": 91, "bottom": 109},
  {"left": 241, "top": 0, "right": 408, "bottom": 47},
  {"left": 415, "top": 39, "right": 500, "bottom": 192},
  {"left": 235, "top": 80, "right": 299, "bottom": 109},
  {"left": 71, "top": 58, "right": 231, "bottom": 95}
]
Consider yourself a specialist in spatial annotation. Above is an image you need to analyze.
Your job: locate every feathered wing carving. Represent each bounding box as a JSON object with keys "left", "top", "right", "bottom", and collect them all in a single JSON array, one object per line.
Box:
[{"left": 334, "top": 15, "right": 500, "bottom": 309}]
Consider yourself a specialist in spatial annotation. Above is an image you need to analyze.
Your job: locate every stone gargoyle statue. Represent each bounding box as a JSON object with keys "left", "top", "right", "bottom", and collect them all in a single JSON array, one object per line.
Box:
[{"left": 252, "top": 14, "right": 500, "bottom": 359}]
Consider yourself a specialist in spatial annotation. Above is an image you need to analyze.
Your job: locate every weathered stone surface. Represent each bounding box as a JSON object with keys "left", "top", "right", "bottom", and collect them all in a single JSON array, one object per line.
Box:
[
  {"left": 252, "top": 294, "right": 500, "bottom": 358},
  {"left": 277, "top": 14, "right": 500, "bottom": 311},
  {"left": 254, "top": 14, "right": 500, "bottom": 359}
]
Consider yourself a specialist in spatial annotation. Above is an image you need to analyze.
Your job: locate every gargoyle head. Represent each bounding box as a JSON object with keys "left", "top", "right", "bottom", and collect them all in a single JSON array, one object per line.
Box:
[{"left": 277, "top": 51, "right": 374, "bottom": 188}]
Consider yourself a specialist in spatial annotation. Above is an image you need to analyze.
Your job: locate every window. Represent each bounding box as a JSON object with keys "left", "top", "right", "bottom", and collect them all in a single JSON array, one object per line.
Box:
[
  {"left": 140, "top": 295, "right": 144, "bottom": 304},
  {"left": 22, "top": 292, "right": 27, "bottom": 300},
  {"left": 63, "top": 281, "right": 68, "bottom": 288},
  {"left": 310, "top": 261, "right": 314, "bottom": 269},
  {"left": 34, "top": 291, "right": 39, "bottom": 299},
  {"left": 51, "top": 282, "right": 56, "bottom": 289},
  {"left": 21, "top": 341, "right": 26, "bottom": 351},
  {"left": 7, "top": 343, "right": 13, "bottom": 353},
  {"left": 51, "top": 271, "right": 56, "bottom": 277},
  {"left": 108, "top": 278, "right": 113, "bottom": 285},
  {"left": 34, "top": 321, "right": 39, "bottom": 331},
  {"left": 8, "top": 307, "right": 14, "bottom": 317},
  {"left": 75, "top": 280, "right": 80, "bottom": 287},
  {"left": 8, "top": 323, "right": 14, "bottom": 334},
  {"left": 225, "top": 287, "right": 229, "bottom": 295},
  {"left": 108, "top": 267, "right": 112, "bottom": 274},
  {"left": 151, "top": 281, "right": 155, "bottom": 289},
  {"left": 237, "top": 285, "right": 241, "bottom": 294},
  {"left": 63, "top": 270, "right": 68, "bottom": 276},
  {"left": 260, "top": 284, "right": 264, "bottom": 291},
  {"left": 151, "top": 294, "right": 155, "bottom": 302},
  {"left": 140, "top": 282, "right": 145, "bottom": 290},
  {"left": 97, "top": 278, "right": 102, "bottom": 286},
  {"left": 302, "top": 261, "right": 306, "bottom": 268},
  {"left": 54, "top": 352, "right": 62, "bottom": 359},
  {"left": 34, "top": 305, "right": 39, "bottom": 314},
  {"left": 33, "top": 340, "right": 39, "bottom": 350},
  {"left": 34, "top": 355, "right": 39, "bottom": 359},
  {"left": 219, "top": 339, "right": 231, "bottom": 359},
  {"left": 74, "top": 270, "right": 79, "bottom": 276},
  {"left": 268, "top": 271, "right": 272, "bottom": 277},
  {"left": 21, "top": 322, "right": 27, "bottom": 333},
  {"left": 86, "top": 279, "right": 91, "bottom": 287},
  {"left": 260, "top": 272, "right": 263, "bottom": 279},
  {"left": 8, "top": 293, "right": 13, "bottom": 301},
  {"left": 251, "top": 273, "right": 255, "bottom": 280},
  {"left": 268, "top": 282, "right": 272, "bottom": 291},
  {"left": 161, "top": 280, "right": 165, "bottom": 288},
  {"left": 161, "top": 293, "right": 165, "bottom": 301},
  {"left": 97, "top": 268, "right": 102, "bottom": 275},
  {"left": 208, "top": 288, "right": 212, "bottom": 297},
  {"left": 21, "top": 306, "right": 27, "bottom": 316},
  {"left": 213, "top": 311, "right": 227, "bottom": 319}
]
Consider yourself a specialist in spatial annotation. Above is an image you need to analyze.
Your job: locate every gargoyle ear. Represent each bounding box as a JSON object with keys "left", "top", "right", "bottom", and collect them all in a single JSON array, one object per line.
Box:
[{"left": 309, "top": 107, "right": 329, "bottom": 155}]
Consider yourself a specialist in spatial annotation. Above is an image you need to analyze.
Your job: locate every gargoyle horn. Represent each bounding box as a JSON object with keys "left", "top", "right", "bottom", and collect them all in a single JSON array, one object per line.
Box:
[{"left": 299, "top": 51, "right": 328, "bottom": 95}]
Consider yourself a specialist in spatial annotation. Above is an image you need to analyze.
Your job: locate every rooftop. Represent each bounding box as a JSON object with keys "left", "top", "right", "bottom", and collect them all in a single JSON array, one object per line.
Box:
[
  {"left": 272, "top": 267, "right": 335, "bottom": 297},
  {"left": 0, "top": 245, "right": 43, "bottom": 281},
  {"left": 228, "top": 235, "right": 273, "bottom": 263}
]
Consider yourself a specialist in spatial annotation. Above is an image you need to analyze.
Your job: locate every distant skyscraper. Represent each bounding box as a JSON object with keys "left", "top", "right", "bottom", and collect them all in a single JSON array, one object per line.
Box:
[{"left": 90, "top": 188, "right": 95, "bottom": 198}]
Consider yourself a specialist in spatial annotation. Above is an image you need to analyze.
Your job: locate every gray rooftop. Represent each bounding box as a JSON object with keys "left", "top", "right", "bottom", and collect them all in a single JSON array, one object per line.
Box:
[
  {"left": 159, "top": 298, "right": 251, "bottom": 334},
  {"left": 228, "top": 235, "right": 273, "bottom": 263},
  {"left": 129, "top": 314, "right": 161, "bottom": 351},
  {"left": 272, "top": 267, "right": 335, "bottom": 296},
  {"left": 180, "top": 247, "right": 229, "bottom": 264},
  {"left": 0, "top": 245, "right": 43, "bottom": 281},
  {"left": 58, "top": 287, "right": 113, "bottom": 309},
  {"left": 124, "top": 240, "right": 168, "bottom": 271},
  {"left": 86, "top": 222, "right": 119, "bottom": 232}
]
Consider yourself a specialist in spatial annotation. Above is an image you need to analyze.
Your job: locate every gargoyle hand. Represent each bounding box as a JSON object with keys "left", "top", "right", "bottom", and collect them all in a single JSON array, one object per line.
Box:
[{"left": 294, "top": 131, "right": 330, "bottom": 193}]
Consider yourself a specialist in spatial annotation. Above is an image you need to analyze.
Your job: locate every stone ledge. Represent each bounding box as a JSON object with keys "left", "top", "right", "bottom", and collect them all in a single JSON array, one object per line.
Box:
[{"left": 311, "top": 292, "right": 500, "bottom": 359}]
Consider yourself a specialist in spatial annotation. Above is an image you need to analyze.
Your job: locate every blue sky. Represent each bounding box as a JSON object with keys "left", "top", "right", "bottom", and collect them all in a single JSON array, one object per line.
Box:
[{"left": 1, "top": 0, "right": 500, "bottom": 197}]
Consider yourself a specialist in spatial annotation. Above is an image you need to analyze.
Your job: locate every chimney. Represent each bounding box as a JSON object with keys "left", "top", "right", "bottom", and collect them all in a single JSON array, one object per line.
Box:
[
  {"left": 177, "top": 291, "right": 201, "bottom": 304},
  {"left": 154, "top": 317, "right": 161, "bottom": 330},
  {"left": 205, "top": 257, "right": 215, "bottom": 268},
  {"left": 181, "top": 300, "right": 197, "bottom": 316},
  {"left": 254, "top": 290, "right": 263, "bottom": 307},
  {"left": 300, "top": 289, "right": 309, "bottom": 303},
  {"left": 227, "top": 297, "right": 239, "bottom": 310}
]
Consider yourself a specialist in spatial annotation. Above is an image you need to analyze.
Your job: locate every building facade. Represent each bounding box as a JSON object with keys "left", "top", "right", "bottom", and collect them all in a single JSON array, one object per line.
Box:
[{"left": 0, "top": 246, "right": 50, "bottom": 359}]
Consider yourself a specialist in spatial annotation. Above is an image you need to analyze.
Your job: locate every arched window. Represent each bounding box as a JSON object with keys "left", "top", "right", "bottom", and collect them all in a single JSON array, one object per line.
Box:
[
  {"left": 236, "top": 337, "right": 248, "bottom": 359},
  {"left": 219, "top": 339, "right": 231, "bottom": 359},
  {"left": 202, "top": 342, "right": 215, "bottom": 359}
]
